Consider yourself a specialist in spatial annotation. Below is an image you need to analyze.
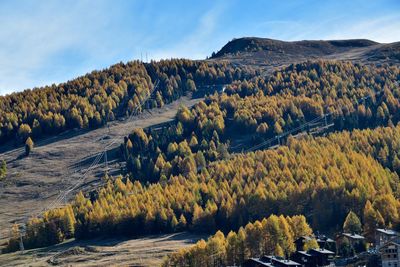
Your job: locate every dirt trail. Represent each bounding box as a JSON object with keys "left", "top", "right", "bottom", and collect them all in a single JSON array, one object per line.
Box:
[
  {"left": 0, "top": 96, "right": 202, "bottom": 243},
  {"left": 0, "top": 232, "right": 204, "bottom": 266}
]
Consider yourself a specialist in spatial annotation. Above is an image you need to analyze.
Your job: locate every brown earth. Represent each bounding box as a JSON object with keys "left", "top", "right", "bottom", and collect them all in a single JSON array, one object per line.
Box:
[
  {"left": 0, "top": 232, "right": 204, "bottom": 267},
  {"left": 209, "top": 37, "right": 400, "bottom": 75},
  {"left": 1, "top": 36, "right": 400, "bottom": 266},
  {"left": 0, "top": 95, "right": 201, "bottom": 245}
]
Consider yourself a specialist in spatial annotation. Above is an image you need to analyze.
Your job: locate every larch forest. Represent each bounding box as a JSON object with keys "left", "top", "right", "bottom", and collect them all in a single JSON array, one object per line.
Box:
[{"left": 0, "top": 20, "right": 400, "bottom": 267}]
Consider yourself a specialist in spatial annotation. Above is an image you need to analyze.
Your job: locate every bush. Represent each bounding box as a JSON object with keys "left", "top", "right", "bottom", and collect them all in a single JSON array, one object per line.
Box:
[
  {"left": 0, "top": 160, "right": 6, "bottom": 179},
  {"left": 25, "top": 137, "right": 34, "bottom": 156}
]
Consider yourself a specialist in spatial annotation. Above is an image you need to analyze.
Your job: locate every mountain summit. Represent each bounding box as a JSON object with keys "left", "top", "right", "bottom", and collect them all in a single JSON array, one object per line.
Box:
[{"left": 210, "top": 37, "right": 399, "bottom": 70}]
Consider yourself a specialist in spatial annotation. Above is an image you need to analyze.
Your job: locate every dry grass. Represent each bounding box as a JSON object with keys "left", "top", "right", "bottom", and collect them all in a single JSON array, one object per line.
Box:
[
  {"left": 0, "top": 96, "right": 201, "bottom": 246},
  {"left": 0, "top": 232, "right": 205, "bottom": 267}
]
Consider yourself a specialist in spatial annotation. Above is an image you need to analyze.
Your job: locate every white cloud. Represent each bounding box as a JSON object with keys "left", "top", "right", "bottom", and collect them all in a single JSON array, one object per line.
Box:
[
  {"left": 0, "top": 2, "right": 83, "bottom": 93},
  {"left": 256, "top": 13, "right": 400, "bottom": 43},
  {"left": 0, "top": 0, "right": 141, "bottom": 94},
  {"left": 323, "top": 15, "right": 400, "bottom": 43},
  {"left": 150, "top": 2, "right": 227, "bottom": 60},
  {"left": 0, "top": 1, "right": 399, "bottom": 95}
]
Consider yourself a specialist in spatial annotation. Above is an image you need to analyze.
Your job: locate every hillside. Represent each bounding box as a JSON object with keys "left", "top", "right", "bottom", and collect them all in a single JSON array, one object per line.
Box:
[
  {"left": 213, "top": 37, "right": 378, "bottom": 57},
  {"left": 0, "top": 233, "right": 205, "bottom": 267},
  {"left": 0, "top": 95, "right": 201, "bottom": 246},
  {"left": 1, "top": 38, "right": 400, "bottom": 266},
  {"left": 0, "top": 59, "right": 252, "bottom": 145},
  {"left": 210, "top": 37, "right": 400, "bottom": 72}
]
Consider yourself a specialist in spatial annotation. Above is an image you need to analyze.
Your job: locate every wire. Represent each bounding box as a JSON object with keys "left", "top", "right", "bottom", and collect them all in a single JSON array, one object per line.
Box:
[
  {"left": 2, "top": 81, "right": 385, "bottom": 244},
  {"left": 45, "top": 80, "right": 159, "bottom": 211},
  {"left": 2, "top": 80, "right": 159, "bottom": 243},
  {"left": 242, "top": 89, "right": 381, "bottom": 154}
]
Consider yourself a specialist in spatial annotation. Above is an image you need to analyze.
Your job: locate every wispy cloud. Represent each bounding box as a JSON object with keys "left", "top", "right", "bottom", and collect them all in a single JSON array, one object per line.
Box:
[
  {"left": 257, "top": 14, "right": 400, "bottom": 43},
  {"left": 0, "top": 0, "right": 141, "bottom": 94},
  {"left": 0, "top": 2, "right": 78, "bottom": 90},
  {"left": 324, "top": 15, "right": 400, "bottom": 43},
  {"left": 150, "top": 2, "right": 228, "bottom": 60},
  {"left": 0, "top": 0, "right": 399, "bottom": 95}
]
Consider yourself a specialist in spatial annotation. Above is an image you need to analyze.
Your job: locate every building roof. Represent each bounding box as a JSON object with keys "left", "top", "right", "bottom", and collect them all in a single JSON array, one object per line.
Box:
[
  {"left": 342, "top": 233, "right": 365, "bottom": 240},
  {"left": 269, "top": 256, "right": 301, "bottom": 266},
  {"left": 297, "top": 235, "right": 335, "bottom": 243},
  {"left": 316, "top": 235, "right": 335, "bottom": 243},
  {"left": 309, "top": 248, "right": 335, "bottom": 255},
  {"left": 378, "top": 241, "right": 400, "bottom": 252},
  {"left": 295, "top": 251, "right": 312, "bottom": 257},
  {"left": 274, "top": 259, "right": 301, "bottom": 266},
  {"left": 247, "top": 258, "right": 273, "bottom": 266},
  {"left": 377, "top": 228, "right": 398, "bottom": 236}
]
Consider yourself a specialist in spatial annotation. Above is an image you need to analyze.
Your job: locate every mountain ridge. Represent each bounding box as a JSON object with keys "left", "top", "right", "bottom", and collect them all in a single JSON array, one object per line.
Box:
[
  {"left": 213, "top": 37, "right": 380, "bottom": 58},
  {"left": 210, "top": 37, "right": 400, "bottom": 71}
]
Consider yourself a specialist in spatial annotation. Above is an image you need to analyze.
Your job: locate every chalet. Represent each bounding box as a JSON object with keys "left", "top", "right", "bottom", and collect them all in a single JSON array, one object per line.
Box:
[
  {"left": 295, "top": 235, "right": 336, "bottom": 253},
  {"left": 336, "top": 233, "right": 366, "bottom": 254},
  {"left": 291, "top": 251, "right": 316, "bottom": 267},
  {"left": 316, "top": 235, "right": 336, "bottom": 252},
  {"left": 263, "top": 256, "right": 302, "bottom": 267},
  {"left": 244, "top": 256, "right": 301, "bottom": 267},
  {"left": 308, "top": 248, "right": 335, "bottom": 266},
  {"left": 244, "top": 258, "right": 273, "bottom": 267},
  {"left": 291, "top": 249, "right": 335, "bottom": 267},
  {"left": 376, "top": 228, "right": 400, "bottom": 249},
  {"left": 379, "top": 241, "right": 400, "bottom": 267},
  {"left": 341, "top": 233, "right": 365, "bottom": 243}
]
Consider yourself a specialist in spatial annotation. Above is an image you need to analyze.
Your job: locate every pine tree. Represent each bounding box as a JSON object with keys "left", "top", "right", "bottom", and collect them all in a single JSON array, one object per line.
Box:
[
  {"left": 274, "top": 244, "right": 284, "bottom": 257},
  {"left": 64, "top": 206, "right": 76, "bottom": 238},
  {"left": 186, "top": 79, "right": 196, "bottom": 92},
  {"left": 189, "top": 134, "right": 198, "bottom": 148},
  {"left": 263, "top": 215, "right": 281, "bottom": 254},
  {"left": 343, "top": 211, "right": 362, "bottom": 234},
  {"left": 195, "top": 151, "right": 206, "bottom": 169},
  {"left": 18, "top": 124, "right": 32, "bottom": 142},
  {"left": 273, "top": 122, "right": 283, "bottom": 135},
  {"left": 392, "top": 155, "right": 400, "bottom": 173},
  {"left": 0, "top": 159, "right": 6, "bottom": 179},
  {"left": 5, "top": 224, "right": 21, "bottom": 252},
  {"left": 170, "top": 215, "right": 178, "bottom": 231},
  {"left": 225, "top": 231, "right": 239, "bottom": 266},
  {"left": 191, "top": 205, "right": 204, "bottom": 232},
  {"left": 206, "top": 231, "right": 226, "bottom": 266},
  {"left": 244, "top": 222, "right": 261, "bottom": 257},
  {"left": 256, "top": 122, "right": 269, "bottom": 134},
  {"left": 278, "top": 215, "right": 295, "bottom": 256},
  {"left": 177, "top": 106, "right": 193, "bottom": 125},
  {"left": 155, "top": 91, "right": 164, "bottom": 107},
  {"left": 175, "top": 122, "right": 184, "bottom": 137},
  {"left": 237, "top": 227, "right": 247, "bottom": 264},
  {"left": 363, "top": 201, "right": 384, "bottom": 243},
  {"left": 178, "top": 214, "right": 187, "bottom": 230},
  {"left": 287, "top": 215, "right": 313, "bottom": 240},
  {"left": 25, "top": 137, "right": 34, "bottom": 156}
]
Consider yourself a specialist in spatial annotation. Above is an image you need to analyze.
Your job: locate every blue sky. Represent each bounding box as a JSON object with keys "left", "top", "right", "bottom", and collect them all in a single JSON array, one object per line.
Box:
[{"left": 0, "top": 0, "right": 399, "bottom": 95}]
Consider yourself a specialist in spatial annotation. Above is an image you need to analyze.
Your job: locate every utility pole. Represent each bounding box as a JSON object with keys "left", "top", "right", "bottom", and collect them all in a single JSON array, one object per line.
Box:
[
  {"left": 104, "top": 149, "right": 108, "bottom": 172},
  {"left": 19, "top": 225, "right": 25, "bottom": 253},
  {"left": 19, "top": 234, "right": 24, "bottom": 252}
]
